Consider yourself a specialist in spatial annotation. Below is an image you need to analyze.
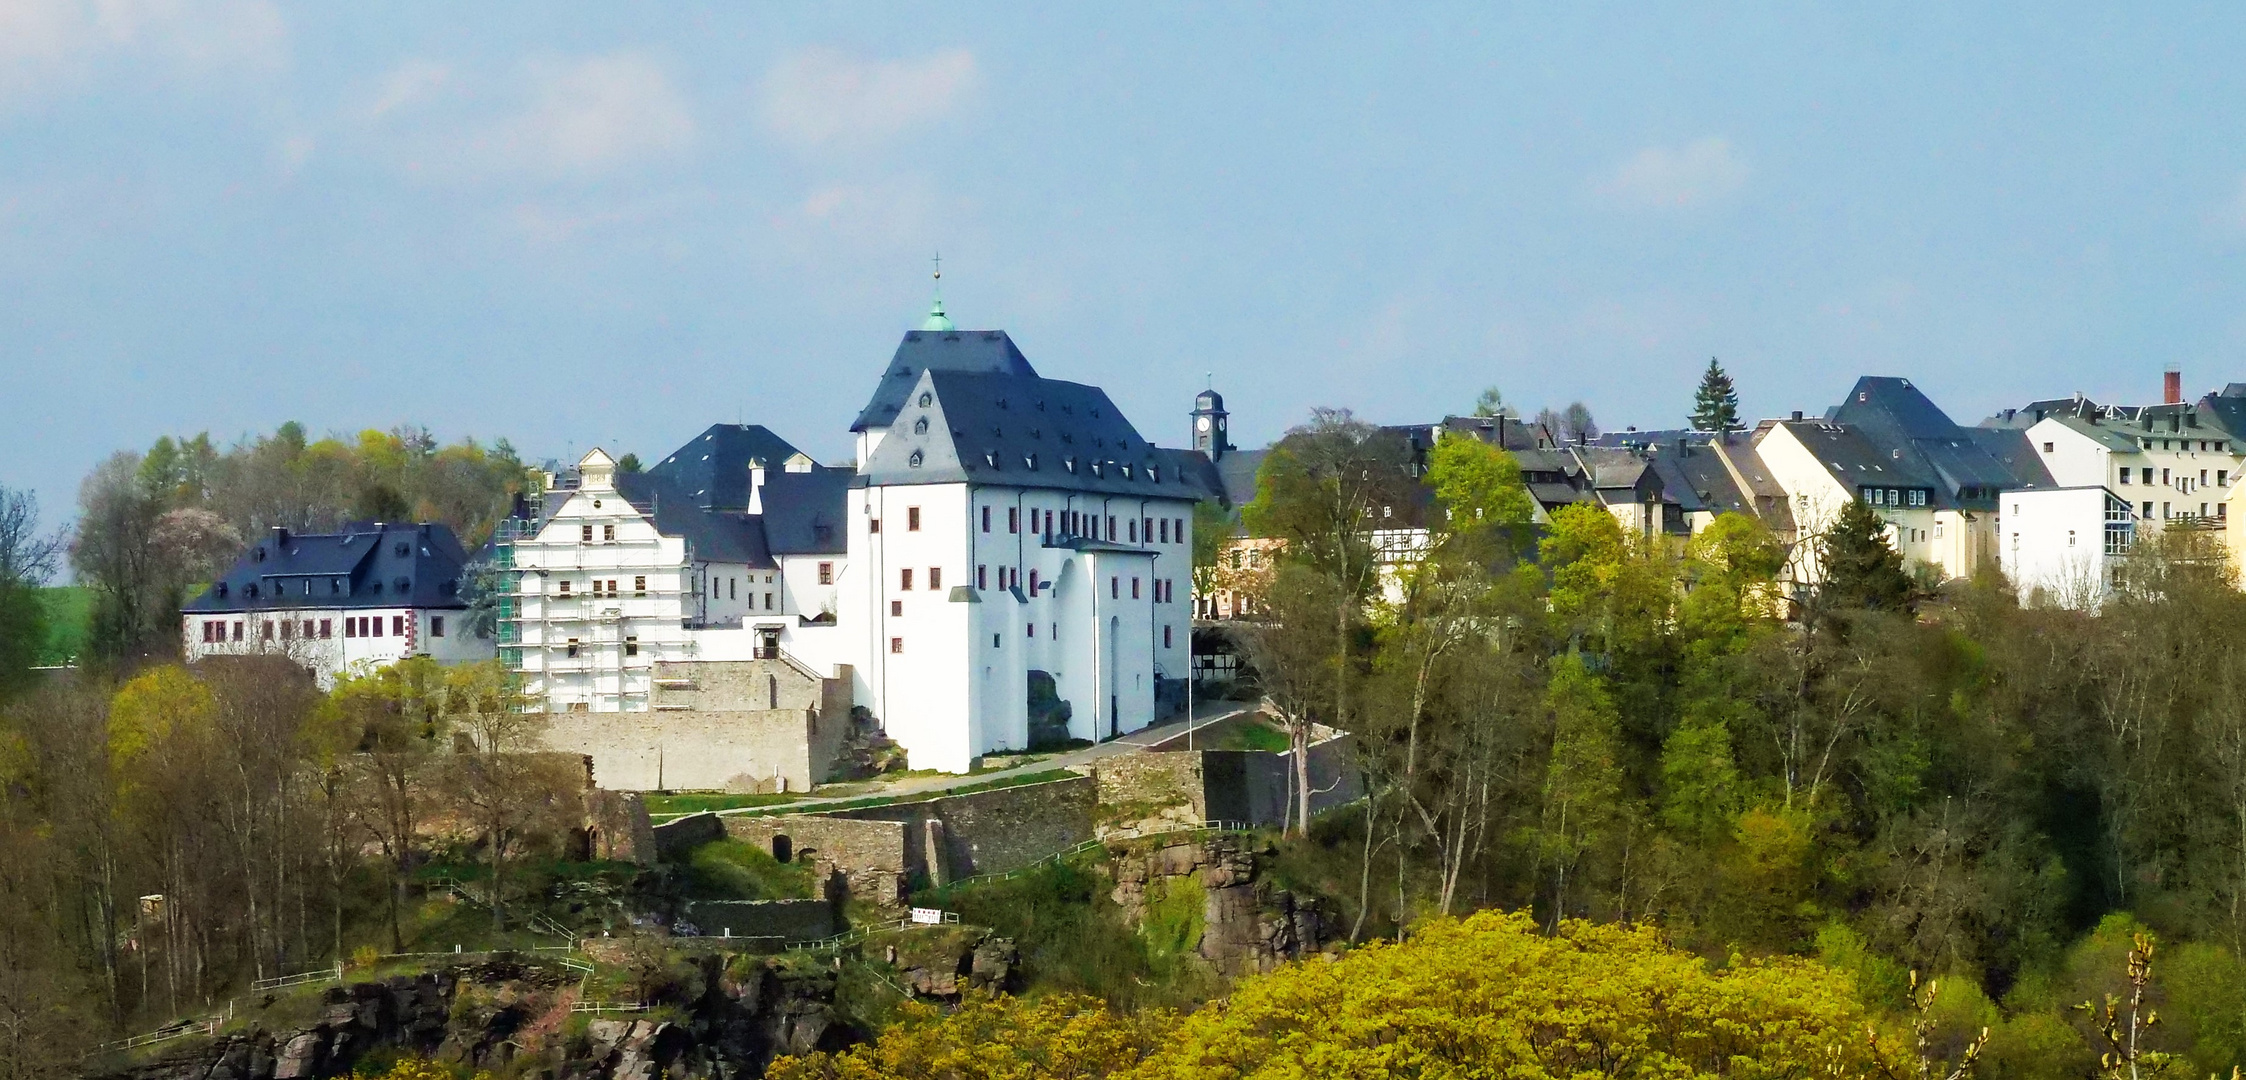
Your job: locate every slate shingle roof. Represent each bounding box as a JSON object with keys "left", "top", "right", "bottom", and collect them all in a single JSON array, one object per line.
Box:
[
  {"left": 185, "top": 522, "right": 472, "bottom": 613},
  {"left": 857, "top": 369, "right": 1216, "bottom": 502},
  {"left": 647, "top": 424, "right": 808, "bottom": 511},
  {"left": 851, "top": 329, "right": 1039, "bottom": 434}
]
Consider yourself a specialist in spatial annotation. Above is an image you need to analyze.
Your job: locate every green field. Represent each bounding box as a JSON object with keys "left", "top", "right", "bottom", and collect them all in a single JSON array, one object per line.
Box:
[{"left": 34, "top": 586, "right": 91, "bottom": 666}]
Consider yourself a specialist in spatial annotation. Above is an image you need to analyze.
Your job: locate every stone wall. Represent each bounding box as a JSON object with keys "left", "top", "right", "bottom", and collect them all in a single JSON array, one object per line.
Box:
[
  {"left": 651, "top": 811, "right": 726, "bottom": 859},
  {"left": 721, "top": 815, "right": 910, "bottom": 905},
  {"left": 831, "top": 775, "right": 1097, "bottom": 885},
  {"left": 1084, "top": 753, "right": 1207, "bottom": 832},
  {"left": 583, "top": 789, "right": 658, "bottom": 863},
  {"left": 653, "top": 658, "right": 823, "bottom": 712},
  {"left": 1108, "top": 834, "right": 1335, "bottom": 977},
  {"left": 678, "top": 898, "right": 835, "bottom": 941},
  {"left": 541, "top": 708, "right": 833, "bottom": 793}
]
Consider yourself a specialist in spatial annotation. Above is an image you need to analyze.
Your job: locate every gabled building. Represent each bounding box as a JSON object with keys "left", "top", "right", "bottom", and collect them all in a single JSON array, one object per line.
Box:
[
  {"left": 505, "top": 429, "right": 852, "bottom": 715},
  {"left": 843, "top": 306, "right": 1215, "bottom": 772},
  {"left": 183, "top": 521, "right": 491, "bottom": 684}
]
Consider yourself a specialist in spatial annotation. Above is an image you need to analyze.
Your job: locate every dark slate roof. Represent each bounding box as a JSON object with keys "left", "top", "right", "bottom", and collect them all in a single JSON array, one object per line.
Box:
[
  {"left": 615, "top": 472, "right": 773, "bottom": 567},
  {"left": 1774, "top": 419, "right": 1936, "bottom": 490},
  {"left": 758, "top": 467, "right": 852, "bottom": 555},
  {"left": 851, "top": 329, "right": 1039, "bottom": 433},
  {"left": 1646, "top": 442, "right": 1753, "bottom": 516},
  {"left": 1160, "top": 448, "right": 1229, "bottom": 507},
  {"left": 857, "top": 369, "right": 1209, "bottom": 502},
  {"left": 1968, "top": 427, "right": 2057, "bottom": 487},
  {"left": 647, "top": 424, "right": 808, "bottom": 511},
  {"left": 1981, "top": 395, "right": 2105, "bottom": 429},
  {"left": 1214, "top": 447, "right": 1269, "bottom": 510},
  {"left": 185, "top": 522, "right": 472, "bottom": 614},
  {"left": 1829, "top": 376, "right": 2017, "bottom": 505}
]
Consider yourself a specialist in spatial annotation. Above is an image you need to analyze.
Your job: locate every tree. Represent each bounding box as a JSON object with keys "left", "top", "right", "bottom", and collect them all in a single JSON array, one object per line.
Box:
[
  {"left": 1820, "top": 499, "right": 1915, "bottom": 614},
  {"left": 615, "top": 453, "right": 643, "bottom": 474},
  {"left": 0, "top": 488, "right": 61, "bottom": 699},
  {"left": 1691, "top": 357, "right": 1742, "bottom": 433},
  {"left": 1538, "top": 655, "right": 1627, "bottom": 926},
  {"left": 440, "top": 661, "right": 576, "bottom": 929},
  {"left": 1472, "top": 385, "right": 1517, "bottom": 418},
  {"left": 1241, "top": 409, "right": 1415, "bottom": 834}
]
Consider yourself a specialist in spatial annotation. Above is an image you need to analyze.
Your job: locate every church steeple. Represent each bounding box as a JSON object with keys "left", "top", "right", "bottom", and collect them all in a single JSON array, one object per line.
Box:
[
  {"left": 1191, "top": 381, "right": 1231, "bottom": 461},
  {"left": 920, "top": 253, "right": 955, "bottom": 332}
]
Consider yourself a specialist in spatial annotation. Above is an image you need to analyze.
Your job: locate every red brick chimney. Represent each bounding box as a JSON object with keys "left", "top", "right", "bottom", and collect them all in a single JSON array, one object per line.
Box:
[{"left": 2164, "top": 368, "right": 2183, "bottom": 405}]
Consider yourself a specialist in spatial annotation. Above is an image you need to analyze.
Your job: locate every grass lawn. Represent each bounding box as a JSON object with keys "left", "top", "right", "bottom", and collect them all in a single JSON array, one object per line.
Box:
[
  {"left": 727, "top": 768, "right": 1080, "bottom": 818},
  {"left": 34, "top": 586, "right": 90, "bottom": 666},
  {"left": 643, "top": 791, "right": 801, "bottom": 819}
]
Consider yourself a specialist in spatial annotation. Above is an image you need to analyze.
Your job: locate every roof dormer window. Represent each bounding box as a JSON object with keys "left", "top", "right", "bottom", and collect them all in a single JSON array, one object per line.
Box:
[
  {"left": 908, "top": 450, "right": 925, "bottom": 468},
  {"left": 918, "top": 391, "right": 933, "bottom": 407},
  {"left": 913, "top": 417, "right": 928, "bottom": 434}
]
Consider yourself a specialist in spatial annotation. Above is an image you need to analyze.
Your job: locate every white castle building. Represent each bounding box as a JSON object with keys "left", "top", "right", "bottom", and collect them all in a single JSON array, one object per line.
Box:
[{"left": 506, "top": 297, "right": 1222, "bottom": 779}]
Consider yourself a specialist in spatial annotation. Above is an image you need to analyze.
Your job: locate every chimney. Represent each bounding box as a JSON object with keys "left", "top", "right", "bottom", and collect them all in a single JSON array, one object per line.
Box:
[
  {"left": 747, "top": 458, "right": 767, "bottom": 514},
  {"left": 270, "top": 525, "right": 289, "bottom": 548},
  {"left": 1790, "top": 410, "right": 1804, "bottom": 422},
  {"left": 2165, "top": 368, "right": 2183, "bottom": 405}
]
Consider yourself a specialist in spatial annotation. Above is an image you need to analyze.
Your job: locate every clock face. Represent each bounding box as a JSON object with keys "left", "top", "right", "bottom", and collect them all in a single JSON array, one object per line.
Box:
[{"left": 1196, "top": 416, "right": 1211, "bottom": 432}]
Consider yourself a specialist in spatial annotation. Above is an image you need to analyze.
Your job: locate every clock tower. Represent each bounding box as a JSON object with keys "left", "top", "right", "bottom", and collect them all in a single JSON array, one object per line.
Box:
[{"left": 1191, "top": 387, "right": 1231, "bottom": 461}]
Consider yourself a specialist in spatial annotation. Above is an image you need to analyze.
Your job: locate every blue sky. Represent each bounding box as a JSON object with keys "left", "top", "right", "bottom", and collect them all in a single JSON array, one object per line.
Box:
[{"left": 8, "top": 4, "right": 2246, "bottom": 520}]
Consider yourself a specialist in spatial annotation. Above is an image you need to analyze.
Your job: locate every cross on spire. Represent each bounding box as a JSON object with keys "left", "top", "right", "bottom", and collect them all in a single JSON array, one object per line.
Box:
[{"left": 920, "top": 252, "right": 955, "bottom": 332}]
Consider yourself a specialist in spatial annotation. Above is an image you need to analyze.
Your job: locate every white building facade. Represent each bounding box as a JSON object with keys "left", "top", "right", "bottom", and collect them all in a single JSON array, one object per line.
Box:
[
  {"left": 842, "top": 320, "right": 1212, "bottom": 772},
  {"left": 504, "top": 432, "right": 853, "bottom": 712},
  {"left": 182, "top": 522, "right": 491, "bottom": 685}
]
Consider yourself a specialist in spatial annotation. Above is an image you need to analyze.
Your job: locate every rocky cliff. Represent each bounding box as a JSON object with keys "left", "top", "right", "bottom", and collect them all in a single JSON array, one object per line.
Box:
[{"left": 1108, "top": 833, "right": 1336, "bottom": 977}]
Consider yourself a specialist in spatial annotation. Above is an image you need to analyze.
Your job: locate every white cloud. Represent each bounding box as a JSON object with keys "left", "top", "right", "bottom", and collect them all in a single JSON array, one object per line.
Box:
[
  {"left": 759, "top": 47, "right": 976, "bottom": 149},
  {"left": 1596, "top": 136, "right": 1749, "bottom": 209},
  {"left": 0, "top": 0, "right": 285, "bottom": 105},
  {"left": 365, "top": 50, "right": 694, "bottom": 181}
]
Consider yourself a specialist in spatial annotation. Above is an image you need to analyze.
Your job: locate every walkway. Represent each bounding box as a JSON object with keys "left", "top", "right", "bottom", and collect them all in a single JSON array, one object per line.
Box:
[{"left": 710, "top": 698, "right": 1258, "bottom": 816}]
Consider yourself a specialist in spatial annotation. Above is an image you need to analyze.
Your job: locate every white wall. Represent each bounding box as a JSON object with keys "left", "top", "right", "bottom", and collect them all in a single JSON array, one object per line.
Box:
[
  {"left": 2000, "top": 487, "right": 2126, "bottom": 608},
  {"left": 182, "top": 605, "right": 487, "bottom": 687}
]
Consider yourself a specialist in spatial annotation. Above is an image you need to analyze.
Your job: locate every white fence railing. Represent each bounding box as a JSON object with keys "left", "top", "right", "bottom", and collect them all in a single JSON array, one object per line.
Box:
[{"left": 250, "top": 964, "right": 344, "bottom": 993}]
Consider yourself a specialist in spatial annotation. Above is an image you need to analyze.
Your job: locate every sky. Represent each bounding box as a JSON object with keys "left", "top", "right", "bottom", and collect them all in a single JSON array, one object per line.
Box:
[{"left": 8, "top": 3, "right": 2246, "bottom": 529}]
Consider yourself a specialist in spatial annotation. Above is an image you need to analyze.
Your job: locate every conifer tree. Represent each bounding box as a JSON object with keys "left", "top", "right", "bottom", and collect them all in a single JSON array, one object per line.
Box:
[
  {"left": 1819, "top": 498, "right": 1915, "bottom": 612},
  {"left": 1690, "top": 357, "right": 1742, "bottom": 432}
]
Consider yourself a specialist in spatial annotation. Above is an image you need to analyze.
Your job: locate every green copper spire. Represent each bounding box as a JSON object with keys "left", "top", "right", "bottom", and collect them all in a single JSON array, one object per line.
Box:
[{"left": 921, "top": 252, "right": 955, "bottom": 331}]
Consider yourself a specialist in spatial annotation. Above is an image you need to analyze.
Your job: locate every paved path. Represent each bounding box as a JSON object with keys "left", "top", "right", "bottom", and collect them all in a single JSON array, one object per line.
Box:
[{"left": 710, "top": 698, "right": 1259, "bottom": 816}]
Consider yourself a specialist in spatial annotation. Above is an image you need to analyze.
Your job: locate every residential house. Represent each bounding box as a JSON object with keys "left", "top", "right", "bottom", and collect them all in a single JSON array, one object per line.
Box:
[{"left": 182, "top": 521, "right": 491, "bottom": 685}]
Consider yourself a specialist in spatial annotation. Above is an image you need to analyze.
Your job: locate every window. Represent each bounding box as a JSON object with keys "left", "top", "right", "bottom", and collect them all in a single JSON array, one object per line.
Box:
[
  {"left": 1008, "top": 507, "right": 1019, "bottom": 533},
  {"left": 232, "top": 621, "right": 242, "bottom": 641},
  {"left": 890, "top": 637, "right": 904, "bottom": 654},
  {"left": 764, "top": 592, "right": 774, "bottom": 609},
  {"left": 2120, "top": 469, "right": 2131, "bottom": 484},
  {"left": 1111, "top": 576, "right": 1120, "bottom": 599},
  {"left": 608, "top": 579, "right": 620, "bottom": 597},
  {"left": 870, "top": 518, "right": 881, "bottom": 533},
  {"left": 1934, "top": 523, "right": 1944, "bottom": 539},
  {"left": 371, "top": 617, "right": 384, "bottom": 638},
  {"left": 345, "top": 618, "right": 357, "bottom": 638},
  {"left": 558, "top": 580, "right": 572, "bottom": 597},
  {"left": 2222, "top": 471, "right": 2231, "bottom": 487},
  {"left": 2202, "top": 470, "right": 2210, "bottom": 484},
  {"left": 567, "top": 638, "right": 580, "bottom": 658},
  {"left": 625, "top": 636, "right": 639, "bottom": 657},
  {"left": 1029, "top": 570, "right": 1040, "bottom": 593},
  {"left": 1107, "top": 515, "right": 1117, "bottom": 538},
  {"left": 892, "top": 600, "right": 903, "bottom": 616},
  {"left": 818, "top": 562, "right": 833, "bottom": 584},
  {"left": 320, "top": 619, "right": 332, "bottom": 639},
  {"left": 279, "top": 621, "right": 292, "bottom": 640},
  {"left": 1175, "top": 517, "right": 1184, "bottom": 541},
  {"left": 431, "top": 616, "right": 445, "bottom": 638},
  {"left": 901, "top": 568, "right": 914, "bottom": 590},
  {"left": 603, "top": 524, "right": 616, "bottom": 542},
  {"left": 907, "top": 507, "right": 921, "bottom": 531},
  {"left": 2068, "top": 530, "right": 2077, "bottom": 547},
  {"left": 993, "top": 634, "right": 1002, "bottom": 648},
  {"left": 977, "top": 564, "right": 988, "bottom": 589},
  {"left": 1164, "top": 625, "right": 1173, "bottom": 648},
  {"left": 2143, "top": 501, "right": 2154, "bottom": 518},
  {"left": 1129, "top": 519, "right": 1138, "bottom": 542},
  {"left": 2043, "top": 441, "right": 2055, "bottom": 453},
  {"left": 392, "top": 615, "right": 405, "bottom": 636},
  {"left": 1027, "top": 623, "right": 1034, "bottom": 638},
  {"left": 928, "top": 567, "right": 942, "bottom": 590},
  {"left": 982, "top": 506, "right": 991, "bottom": 532},
  {"left": 2163, "top": 469, "right": 2171, "bottom": 485},
  {"left": 1158, "top": 518, "right": 1169, "bottom": 544}
]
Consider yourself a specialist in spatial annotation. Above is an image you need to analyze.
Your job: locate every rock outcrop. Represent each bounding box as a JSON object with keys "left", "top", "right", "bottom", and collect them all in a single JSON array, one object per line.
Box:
[{"left": 1110, "top": 834, "right": 1335, "bottom": 976}]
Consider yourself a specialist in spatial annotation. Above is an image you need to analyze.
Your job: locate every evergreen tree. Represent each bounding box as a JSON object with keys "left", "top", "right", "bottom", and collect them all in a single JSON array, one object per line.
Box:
[
  {"left": 1690, "top": 357, "right": 1742, "bottom": 432},
  {"left": 1818, "top": 498, "right": 1914, "bottom": 612}
]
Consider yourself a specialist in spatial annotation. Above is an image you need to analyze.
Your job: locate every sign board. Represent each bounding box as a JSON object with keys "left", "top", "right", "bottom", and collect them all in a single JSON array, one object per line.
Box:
[{"left": 909, "top": 907, "right": 944, "bottom": 926}]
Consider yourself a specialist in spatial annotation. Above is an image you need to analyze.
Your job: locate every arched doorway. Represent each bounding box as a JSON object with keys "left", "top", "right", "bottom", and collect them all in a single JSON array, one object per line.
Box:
[{"left": 772, "top": 835, "right": 793, "bottom": 863}]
